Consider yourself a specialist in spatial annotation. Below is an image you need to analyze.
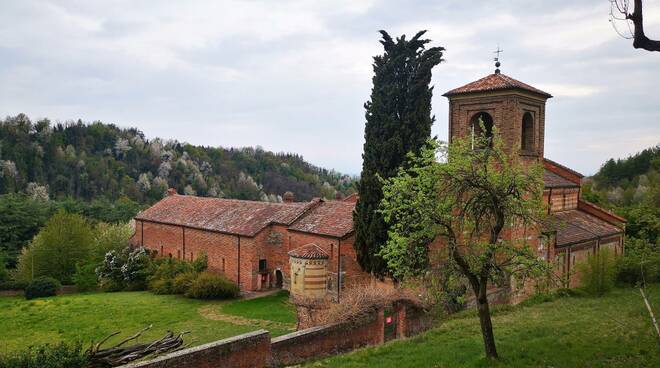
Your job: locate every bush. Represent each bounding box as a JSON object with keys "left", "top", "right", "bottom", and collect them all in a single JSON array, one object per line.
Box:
[
  {"left": 16, "top": 211, "right": 94, "bottom": 284},
  {"left": 98, "top": 278, "right": 124, "bottom": 292},
  {"left": 172, "top": 271, "right": 197, "bottom": 295},
  {"left": 72, "top": 263, "right": 98, "bottom": 292},
  {"left": 616, "top": 237, "right": 660, "bottom": 285},
  {"left": 191, "top": 252, "right": 208, "bottom": 273},
  {"left": 0, "top": 342, "right": 88, "bottom": 368},
  {"left": 577, "top": 249, "right": 616, "bottom": 296},
  {"left": 24, "top": 276, "right": 61, "bottom": 300},
  {"left": 0, "top": 279, "right": 29, "bottom": 291},
  {"left": 97, "top": 247, "right": 153, "bottom": 291},
  {"left": 147, "top": 256, "right": 192, "bottom": 294},
  {"left": 185, "top": 272, "right": 239, "bottom": 299}
]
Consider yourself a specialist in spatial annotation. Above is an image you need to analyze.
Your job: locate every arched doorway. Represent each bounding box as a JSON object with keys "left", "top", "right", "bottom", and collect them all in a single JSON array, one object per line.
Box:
[{"left": 275, "top": 269, "right": 283, "bottom": 288}]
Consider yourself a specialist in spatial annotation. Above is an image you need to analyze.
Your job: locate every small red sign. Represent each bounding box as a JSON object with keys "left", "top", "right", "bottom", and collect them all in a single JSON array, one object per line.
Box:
[{"left": 386, "top": 316, "right": 392, "bottom": 324}]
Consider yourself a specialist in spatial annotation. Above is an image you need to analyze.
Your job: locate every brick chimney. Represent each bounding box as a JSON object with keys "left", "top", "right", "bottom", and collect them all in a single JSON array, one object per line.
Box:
[
  {"left": 167, "top": 188, "right": 177, "bottom": 196},
  {"left": 283, "top": 191, "right": 294, "bottom": 203}
]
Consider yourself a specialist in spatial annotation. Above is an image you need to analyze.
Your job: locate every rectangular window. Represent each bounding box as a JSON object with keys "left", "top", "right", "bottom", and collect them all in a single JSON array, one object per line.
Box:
[
  {"left": 177, "top": 250, "right": 181, "bottom": 259},
  {"left": 160, "top": 245, "right": 163, "bottom": 255},
  {"left": 222, "top": 258, "right": 226, "bottom": 272},
  {"left": 259, "top": 259, "right": 267, "bottom": 273},
  {"left": 339, "top": 255, "right": 346, "bottom": 289}
]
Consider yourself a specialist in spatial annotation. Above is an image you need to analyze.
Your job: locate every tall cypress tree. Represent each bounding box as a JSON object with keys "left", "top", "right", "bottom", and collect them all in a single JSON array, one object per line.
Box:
[{"left": 354, "top": 30, "right": 444, "bottom": 276}]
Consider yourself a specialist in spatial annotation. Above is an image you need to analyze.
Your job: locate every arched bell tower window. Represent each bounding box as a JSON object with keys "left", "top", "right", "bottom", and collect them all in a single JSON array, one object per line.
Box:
[
  {"left": 470, "top": 112, "right": 493, "bottom": 149},
  {"left": 521, "top": 112, "right": 535, "bottom": 152}
]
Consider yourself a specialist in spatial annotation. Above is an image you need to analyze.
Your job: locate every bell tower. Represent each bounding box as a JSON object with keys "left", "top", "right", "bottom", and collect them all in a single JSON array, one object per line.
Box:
[{"left": 442, "top": 59, "right": 552, "bottom": 164}]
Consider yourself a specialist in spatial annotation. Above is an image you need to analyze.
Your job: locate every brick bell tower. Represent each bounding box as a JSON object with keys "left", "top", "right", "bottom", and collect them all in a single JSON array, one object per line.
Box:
[{"left": 442, "top": 58, "right": 552, "bottom": 165}]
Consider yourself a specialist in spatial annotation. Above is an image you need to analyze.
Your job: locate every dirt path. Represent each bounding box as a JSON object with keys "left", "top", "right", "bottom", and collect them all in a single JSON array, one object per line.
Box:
[{"left": 198, "top": 305, "right": 295, "bottom": 331}]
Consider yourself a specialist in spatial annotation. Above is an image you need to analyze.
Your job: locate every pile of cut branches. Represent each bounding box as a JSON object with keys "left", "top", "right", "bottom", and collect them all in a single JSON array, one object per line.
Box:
[{"left": 86, "top": 325, "right": 190, "bottom": 367}]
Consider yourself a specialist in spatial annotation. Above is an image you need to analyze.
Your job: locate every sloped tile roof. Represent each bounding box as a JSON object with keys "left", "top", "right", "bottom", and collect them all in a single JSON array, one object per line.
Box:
[
  {"left": 544, "top": 169, "right": 579, "bottom": 189},
  {"left": 549, "top": 210, "right": 622, "bottom": 247},
  {"left": 135, "top": 195, "right": 313, "bottom": 237},
  {"left": 289, "top": 200, "right": 355, "bottom": 238},
  {"left": 443, "top": 73, "right": 552, "bottom": 98},
  {"left": 288, "top": 243, "right": 329, "bottom": 259}
]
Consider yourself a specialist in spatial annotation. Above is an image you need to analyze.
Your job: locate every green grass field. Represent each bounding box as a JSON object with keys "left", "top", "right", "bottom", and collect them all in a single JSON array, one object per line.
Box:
[
  {"left": 0, "top": 290, "right": 295, "bottom": 354},
  {"left": 306, "top": 284, "right": 660, "bottom": 368}
]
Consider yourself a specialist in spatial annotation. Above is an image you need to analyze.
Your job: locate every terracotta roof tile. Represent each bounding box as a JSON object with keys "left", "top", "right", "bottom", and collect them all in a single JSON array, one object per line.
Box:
[
  {"left": 548, "top": 210, "right": 622, "bottom": 247},
  {"left": 443, "top": 73, "right": 552, "bottom": 98},
  {"left": 289, "top": 200, "right": 355, "bottom": 238},
  {"left": 135, "top": 195, "right": 312, "bottom": 237},
  {"left": 288, "top": 243, "right": 329, "bottom": 259},
  {"left": 544, "top": 170, "right": 579, "bottom": 189}
]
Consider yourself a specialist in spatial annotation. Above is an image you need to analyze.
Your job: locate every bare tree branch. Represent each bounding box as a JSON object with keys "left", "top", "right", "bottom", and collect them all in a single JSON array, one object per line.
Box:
[{"left": 611, "top": 0, "right": 660, "bottom": 51}]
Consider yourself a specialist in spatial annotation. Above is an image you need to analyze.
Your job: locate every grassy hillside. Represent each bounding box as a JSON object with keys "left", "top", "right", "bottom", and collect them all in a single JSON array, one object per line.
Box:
[{"left": 305, "top": 285, "right": 660, "bottom": 367}]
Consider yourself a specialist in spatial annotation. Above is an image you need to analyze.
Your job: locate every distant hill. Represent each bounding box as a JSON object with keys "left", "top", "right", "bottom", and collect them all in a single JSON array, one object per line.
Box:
[
  {"left": 582, "top": 144, "right": 659, "bottom": 246},
  {"left": 0, "top": 114, "right": 356, "bottom": 204}
]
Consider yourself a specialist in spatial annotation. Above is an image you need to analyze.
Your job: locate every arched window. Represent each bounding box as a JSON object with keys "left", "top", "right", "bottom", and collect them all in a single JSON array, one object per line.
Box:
[
  {"left": 521, "top": 112, "right": 535, "bottom": 152},
  {"left": 470, "top": 112, "right": 494, "bottom": 149}
]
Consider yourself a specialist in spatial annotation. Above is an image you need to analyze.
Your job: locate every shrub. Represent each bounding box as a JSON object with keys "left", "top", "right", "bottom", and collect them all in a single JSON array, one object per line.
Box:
[
  {"left": 0, "top": 342, "right": 88, "bottom": 368},
  {"left": 172, "top": 271, "right": 197, "bottom": 294},
  {"left": 577, "top": 249, "right": 616, "bottom": 296},
  {"left": 97, "top": 246, "right": 153, "bottom": 291},
  {"left": 0, "top": 280, "right": 29, "bottom": 291},
  {"left": 72, "top": 263, "right": 98, "bottom": 292},
  {"left": 185, "top": 272, "right": 239, "bottom": 299},
  {"left": 16, "top": 211, "right": 94, "bottom": 284},
  {"left": 616, "top": 238, "right": 660, "bottom": 285},
  {"left": 0, "top": 252, "right": 8, "bottom": 282},
  {"left": 24, "top": 276, "right": 61, "bottom": 300},
  {"left": 98, "top": 278, "right": 124, "bottom": 292},
  {"left": 191, "top": 252, "right": 208, "bottom": 273},
  {"left": 147, "top": 257, "right": 191, "bottom": 294}
]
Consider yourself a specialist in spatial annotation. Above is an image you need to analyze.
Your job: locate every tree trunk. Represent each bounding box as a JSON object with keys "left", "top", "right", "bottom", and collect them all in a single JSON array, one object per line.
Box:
[{"left": 475, "top": 283, "right": 498, "bottom": 359}]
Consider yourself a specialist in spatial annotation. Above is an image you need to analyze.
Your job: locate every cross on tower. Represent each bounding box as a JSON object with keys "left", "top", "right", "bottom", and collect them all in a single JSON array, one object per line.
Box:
[{"left": 493, "top": 45, "right": 503, "bottom": 74}]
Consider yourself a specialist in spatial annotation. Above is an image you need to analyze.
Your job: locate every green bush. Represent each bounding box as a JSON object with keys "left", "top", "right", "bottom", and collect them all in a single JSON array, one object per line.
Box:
[
  {"left": 0, "top": 342, "right": 88, "bottom": 368},
  {"left": 147, "top": 256, "right": 192, "bottom": 294},
  {"left": 616, "top": 238, "right": 660, "bottom": 285},
  {"left": 0, "top": 252, "right": 8, "bottom": 282},
  {"left": 0, "top": 279, "right": 29, "bottom": 290},
  {"left": 149, "top": 278, "right": 175, "bottom": 295},
  {"left": 72, "top": 263, "right": 98, "bottom": 292},
  {"left": 577, "top": 249, "right": 616, "bottom": 296},
  {"left": 191, "top": 252, "right": 208, "bottom": 273},
  {"left": 185, "top": 272, "right": 239, "bottom": 299},
  {"left": 24, "top": 276, "right": 61, "bottom": 300},
  {"left": 16, "top": 211, "right": 94, "bottom": 284},
  {"left": 98, "top": 278, "right": 124, "bottom": 292},
  {"left": 172, "top": 271, "right": 198, "bottom": 294}
]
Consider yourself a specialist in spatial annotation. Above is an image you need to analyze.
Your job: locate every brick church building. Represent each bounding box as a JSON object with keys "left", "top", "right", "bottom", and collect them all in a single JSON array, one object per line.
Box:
[{"left": 131, "top": 69, "right": 625, "bottom": 297}]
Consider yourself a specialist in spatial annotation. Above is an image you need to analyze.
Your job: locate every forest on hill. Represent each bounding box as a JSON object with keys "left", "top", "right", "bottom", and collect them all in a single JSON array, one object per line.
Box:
[
  {"left": 0, "top": 114, "right": 355, "bottom": 203},
  {"left": 0, "top": 113, "right": 356, "bottom": 264},
  {"left": 583, "top": 144, "right": 659, "bottom": 246}
]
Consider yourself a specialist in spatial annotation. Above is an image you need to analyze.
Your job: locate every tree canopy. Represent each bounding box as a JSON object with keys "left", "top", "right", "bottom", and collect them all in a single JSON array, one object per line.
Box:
[
  {"left": 380, "top": 129, "right": 548, "bottom": 359},
  {"left": 354, "top": 30, "right": 444, "bottom": 276}
]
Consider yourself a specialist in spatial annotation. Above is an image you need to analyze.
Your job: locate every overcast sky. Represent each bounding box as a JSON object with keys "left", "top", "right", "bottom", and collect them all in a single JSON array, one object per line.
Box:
[{"left": 1, "top": 0, "right": 659, "bottom": 175}]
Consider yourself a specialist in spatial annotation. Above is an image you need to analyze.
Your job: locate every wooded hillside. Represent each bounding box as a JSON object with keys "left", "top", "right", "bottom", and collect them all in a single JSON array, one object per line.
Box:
[{"left": 0, "top": 114, "right": 356, "bottom": 204}]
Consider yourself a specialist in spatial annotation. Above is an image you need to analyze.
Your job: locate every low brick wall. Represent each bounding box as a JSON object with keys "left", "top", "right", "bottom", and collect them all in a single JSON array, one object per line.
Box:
[
  {"left": 121, "top": 302, "right": 432, "bottom": 368},
  {"left": 402, "top": 305, "right": 433, "bottom": 337},
  {"left": 271, "top": 309, "right": 384, "bottom": 366},
  {"left": 121, "top": 330, "right": 271, "bottom": 368}
]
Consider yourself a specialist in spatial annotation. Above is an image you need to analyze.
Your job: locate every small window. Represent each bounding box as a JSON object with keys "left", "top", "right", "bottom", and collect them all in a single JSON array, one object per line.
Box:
[
  {"left": 259, "top": 259, "right": 267, "bottom": 273},
  {"left": 521, "top": 112, "right": 535, "bottom": 152},
  {"left": 222, "top": 258, "right": 226, "bottom": 272},
  {"left": 470, "top": 112, "right": 494, "bottom": 149}
]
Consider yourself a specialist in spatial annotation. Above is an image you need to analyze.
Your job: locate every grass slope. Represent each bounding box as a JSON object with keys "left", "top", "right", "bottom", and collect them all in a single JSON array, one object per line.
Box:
[
  {"left": 307, "top": 285, "right": 660, "bottom": 368},
  {"left": 0, "top": 291, "right": 295, "bottom": 354},
  {"left": 221, "top": 290, "right": 296, "bottom": 324}
]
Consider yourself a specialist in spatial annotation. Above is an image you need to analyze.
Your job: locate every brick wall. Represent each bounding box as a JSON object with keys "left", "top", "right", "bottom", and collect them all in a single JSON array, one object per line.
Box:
[
  {"left": 121, "top": 303, "right": 432, "bottom": 368},
  {"left": 121, "top": 330, "right": 271, "bottom": 368},
  {"left": 271, "top": 309, "right": 384, "bottom": 366}
]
